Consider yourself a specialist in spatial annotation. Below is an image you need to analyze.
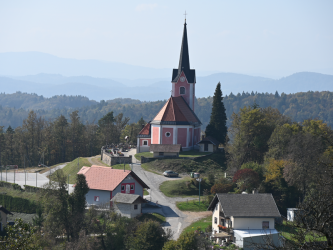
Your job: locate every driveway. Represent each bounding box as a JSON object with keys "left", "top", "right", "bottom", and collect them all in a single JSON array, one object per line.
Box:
[{"left": 125, "top": 149, "right": 211, "bottom": 239}]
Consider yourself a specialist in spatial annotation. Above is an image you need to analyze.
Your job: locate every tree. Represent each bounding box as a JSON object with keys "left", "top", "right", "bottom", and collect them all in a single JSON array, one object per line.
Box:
[
  {"left": 205, "top": 82, "right": 227, "bottom": 145},
  {"left": 98, "top": 111, "right": 115, "bottom": 145},
  {"left": 210, "top": 182, "right": 233, "bottom": 194},
  {"left": 233, "top": 169, "right": 260, "bottom": 192},
  {"left": 43, "top": 170, "right": 89, "bottom": 242},
  {"left": 126, "top": 220, "right": 172, "bottom": 250},
  {"left": 0, "top": 218, "right": 41, "bottom": 250}
]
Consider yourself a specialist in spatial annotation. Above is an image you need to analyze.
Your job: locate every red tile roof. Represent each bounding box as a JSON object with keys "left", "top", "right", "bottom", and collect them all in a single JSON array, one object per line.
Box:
[
  {"left": 138, "top": 122, "right": 151, "bottom": 135},
  {"left": 152, "top": 96, "right": 200, "bottom": 124},
  {"left": 77, "top": 165, "right": 149, "bottom": 191}
]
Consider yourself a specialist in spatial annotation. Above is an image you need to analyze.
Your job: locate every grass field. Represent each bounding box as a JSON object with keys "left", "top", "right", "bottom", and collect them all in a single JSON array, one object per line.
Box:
[
  {"left": 0, "top": 186, "right": 41, "bottom": 202},
  {"left": 176, "top": 200, "right": 210, "bottom": 212},
  {"left": 181, "top": 215, "right": 212, "bottom": 234},
  {"left": 50, "top": 157, "right": 92, "bottom": 184},
  {"left": 110, "top": 163, "right": 132, "bottom": 170},
  {"left": 276, "top": 221, "right": 327, "bottom": 243},
  {"left": 134, "top": 152, "right": 153, "bottom": 160},
  {"left": 138, "top": 213, "right": 166, "bottom": 224},
  {"left": 159, "top": 177, "right": 213, "bottom": 197},
  {"left": 144, "top": 189, "right": 149, "bottom": 195},
  {"left": 137, "top": 153, "right": 226, "bottom": 179}
]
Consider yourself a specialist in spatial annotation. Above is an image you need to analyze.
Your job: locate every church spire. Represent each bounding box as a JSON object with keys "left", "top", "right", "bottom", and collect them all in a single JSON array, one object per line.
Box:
[{"left": 178, "top": 21, "right": 190, "bottom": 73}]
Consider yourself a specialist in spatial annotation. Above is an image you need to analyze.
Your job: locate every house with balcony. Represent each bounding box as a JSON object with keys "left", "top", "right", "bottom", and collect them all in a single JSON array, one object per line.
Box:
[{"left": 207, "top": 193, "right": 281, "bottom": 249}]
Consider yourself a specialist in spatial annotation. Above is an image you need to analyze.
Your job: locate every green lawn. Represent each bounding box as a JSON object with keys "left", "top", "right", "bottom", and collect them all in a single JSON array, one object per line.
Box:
[
  {"left": 141, "top": 163, "right": 163, "bottom": 175},
  {"left": 176, "top": 200, "right": 210, "bottom": 212},
  {"left": 134, "top": 152, "right": 153, "bottom": 160},
  {"left": 144, "top": 189, "right": 149, "bottom": 195},
  {"left": 111, "top": 163, "right": 132, "bottom": 170},
  {"left": 181, "top": 215, "right": 212, "bottom": 234},
  {"left": 276, "top": 221, "right": 327, "bottom": 243},
  {"left": 179, "top": 151, "right": 211, "bottom": 157},
  {"left": 50, "top": 157, "right": 92, "bottom": 184},
  {"left": 138, "top": 213, "right": 166, "bottom": 224},
  {"left": 0, "top": 186, "right": 41, "bottom": 203}
]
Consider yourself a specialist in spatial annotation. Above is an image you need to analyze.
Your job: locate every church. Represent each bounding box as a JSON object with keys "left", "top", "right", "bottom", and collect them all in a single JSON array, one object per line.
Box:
[{"left": 136, "top": 20, "right": 202, "bottom": 153}]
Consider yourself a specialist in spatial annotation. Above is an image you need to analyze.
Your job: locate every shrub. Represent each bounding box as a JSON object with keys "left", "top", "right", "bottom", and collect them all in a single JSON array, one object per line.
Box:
[
  {"left": 0, "top": 181, "right": 23, "bottom": 191},
  {"left": 233, "top": 168, "right": 260, "bottom": 192},
  {"left": 0, "top": 193, "right": 40, "bottom": 213},
  {"left": 210, "top": 183, "right": 233, "bottom": 194}
]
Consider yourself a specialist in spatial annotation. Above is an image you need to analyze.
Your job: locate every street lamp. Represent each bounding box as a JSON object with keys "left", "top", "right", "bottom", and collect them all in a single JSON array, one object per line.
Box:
[{"left": 196, "top": 178, "right": 202, "bottom": 205}]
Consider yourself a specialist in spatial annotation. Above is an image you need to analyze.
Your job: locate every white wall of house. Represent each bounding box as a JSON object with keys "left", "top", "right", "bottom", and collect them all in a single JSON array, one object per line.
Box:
[
  {"left": 86, "top": 189, "right": 110, "bottom": 207},
  {"left": 199, "top": 143, "right": 214, "bottom": 152},
  {"left": 232, "top": 217, "right": 275, "bottom": 230},
  {"left": 113, "top": 203, "right": 142, "bottom": 218},
  {"left": 113, "top": 175, "right": 144, "bottom": 198},
  {"left": 212, "top": 202, "right": 220, "bottom": 233}
]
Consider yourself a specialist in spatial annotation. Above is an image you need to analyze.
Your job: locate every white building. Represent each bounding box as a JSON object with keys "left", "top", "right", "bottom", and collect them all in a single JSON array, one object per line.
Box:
[
  {"left": 111, "top": 193, "right": 146, "bottom": 218},
  {"left": 207, "top": 193, "right": 281, "bottom": 250}
]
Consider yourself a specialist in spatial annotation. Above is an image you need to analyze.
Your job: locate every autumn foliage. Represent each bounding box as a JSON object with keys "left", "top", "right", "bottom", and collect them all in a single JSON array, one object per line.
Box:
[
  {"left": 233, "top": 169, "right": 260, "bottom": 191},
  {"left": 210, "top": 183, "right": 233, "bottom": 194}
]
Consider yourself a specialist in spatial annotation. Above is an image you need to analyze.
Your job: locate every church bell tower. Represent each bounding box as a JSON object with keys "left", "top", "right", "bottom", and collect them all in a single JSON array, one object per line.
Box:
[{"left": 171, "top": 20, "right": 196, "bottom": 111}]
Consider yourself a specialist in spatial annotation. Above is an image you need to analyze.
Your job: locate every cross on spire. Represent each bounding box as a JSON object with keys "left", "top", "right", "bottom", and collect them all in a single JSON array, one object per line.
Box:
[{"left": 184, "top": 11, "right": 187, "bottom": 23}]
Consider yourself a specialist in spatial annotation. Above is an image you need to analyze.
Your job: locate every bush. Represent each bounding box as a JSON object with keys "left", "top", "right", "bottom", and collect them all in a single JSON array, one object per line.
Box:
[
  {"left": 0, "top": 181, "right": 23, "bottom": 191},
  {"left": 210, "top": 183, "right": 233, "bottom": 194},
  {"left": 0, "top": 193, "right": 40, "bottom": 213},
  {"left": 24, "top": 185, "right": 43, "bottom": 193},
  {"left": 233, "top": 168, "right": 260, "bottom": 192}
]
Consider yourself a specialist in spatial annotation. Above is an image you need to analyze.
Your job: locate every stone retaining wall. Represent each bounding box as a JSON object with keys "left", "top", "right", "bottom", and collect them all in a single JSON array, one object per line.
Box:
[
  {"left": 101, "top": 149, "right": 132, "bottom": 166},
  {"left": 140, "top": 153, "right": 213, "bottom": 164}
]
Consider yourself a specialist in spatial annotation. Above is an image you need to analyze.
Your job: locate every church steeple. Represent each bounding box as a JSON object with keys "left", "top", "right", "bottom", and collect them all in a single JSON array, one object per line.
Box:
[
  {"left": 178, "top": 21, "right": 190, "bottom": 73},
  {"left": 171, "top": 20, "right": 196, "bottom": 111}
]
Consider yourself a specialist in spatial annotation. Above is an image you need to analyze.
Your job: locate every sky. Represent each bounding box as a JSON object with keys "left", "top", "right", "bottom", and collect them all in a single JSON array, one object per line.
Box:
[{"left": 1, "top": 0, "right": 332, "bottom": 78}]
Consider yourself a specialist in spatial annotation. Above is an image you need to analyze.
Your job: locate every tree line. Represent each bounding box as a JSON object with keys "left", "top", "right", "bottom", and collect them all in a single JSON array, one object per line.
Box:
[
  {"left": 0, "top": 90, "right": 332, "bottom": 130},
  {"left": 0, "top": 110, "right": 144, "bottom": 168}
]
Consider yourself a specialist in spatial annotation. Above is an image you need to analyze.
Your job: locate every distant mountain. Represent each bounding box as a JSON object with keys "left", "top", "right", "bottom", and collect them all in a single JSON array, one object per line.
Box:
[{"left": 1, "top": 71, "right": 333, "bottom": 101}]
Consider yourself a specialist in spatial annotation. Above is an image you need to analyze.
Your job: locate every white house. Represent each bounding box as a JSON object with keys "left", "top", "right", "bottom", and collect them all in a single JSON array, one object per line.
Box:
[
  {"left": 78, "top": 165, "right": 149, "bottom": 208},
  {"left": 207, "top": 193, "right": 281, "bottom": 250},
  {"left": 111, "top": 193, "right": 146, "bottom": 218}
]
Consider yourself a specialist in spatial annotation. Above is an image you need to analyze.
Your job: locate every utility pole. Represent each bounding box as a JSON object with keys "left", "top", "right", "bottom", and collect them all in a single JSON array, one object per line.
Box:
[
  {"left": 24, "top": 155, "right": 26, "bottom": 186},
  {"left": 196, "top": 178, "right": 202, "bottom": 205},
  {"left": 36, "top": 171, "right": 37, "bottom": 187}
]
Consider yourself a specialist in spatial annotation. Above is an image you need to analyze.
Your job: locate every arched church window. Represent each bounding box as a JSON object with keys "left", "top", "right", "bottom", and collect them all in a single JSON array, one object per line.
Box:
[{"left": 180, "top": 87, "right": 185, "bottom": 95}]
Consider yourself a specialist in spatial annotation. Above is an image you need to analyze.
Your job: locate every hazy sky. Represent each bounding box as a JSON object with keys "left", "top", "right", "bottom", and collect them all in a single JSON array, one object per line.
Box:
[{"left": 1, "top": 0, "right": 332, "bottom": 77}]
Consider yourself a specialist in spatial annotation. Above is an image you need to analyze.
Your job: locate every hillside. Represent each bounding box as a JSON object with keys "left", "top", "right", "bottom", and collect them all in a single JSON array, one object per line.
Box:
[{"left": 0, "top": 91, "right": 332, "bottom": 129}]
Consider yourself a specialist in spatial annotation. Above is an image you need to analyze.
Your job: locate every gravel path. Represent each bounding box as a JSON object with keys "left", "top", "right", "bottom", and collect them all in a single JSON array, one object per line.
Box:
[{"left": 126, "top": 149, "right": 211, "bottom": 239}]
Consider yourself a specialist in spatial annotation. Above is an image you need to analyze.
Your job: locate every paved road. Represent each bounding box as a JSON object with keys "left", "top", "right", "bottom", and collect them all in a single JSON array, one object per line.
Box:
[
  {"left": 3, "top": 163, "right": 70, "bottom": 189},
  {"left": 125, "top": 149, "right": 203, "bottom": 239}
]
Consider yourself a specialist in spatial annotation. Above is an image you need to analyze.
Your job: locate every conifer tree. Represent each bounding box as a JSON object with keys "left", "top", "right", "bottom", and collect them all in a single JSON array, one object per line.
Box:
[{"left": 205, "top": 82, "right": 227, "bottom": 144}]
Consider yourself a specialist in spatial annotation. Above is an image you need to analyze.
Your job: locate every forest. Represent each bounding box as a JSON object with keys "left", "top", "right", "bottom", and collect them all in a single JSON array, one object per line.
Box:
[{"left": 0, "top": 90, "right": 332, "bottom": 130}]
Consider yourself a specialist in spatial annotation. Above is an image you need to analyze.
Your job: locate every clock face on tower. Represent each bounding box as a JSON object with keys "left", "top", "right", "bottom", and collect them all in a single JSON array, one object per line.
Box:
[{"left": 180, "top": 76, "right": 186, "bottom": 82}]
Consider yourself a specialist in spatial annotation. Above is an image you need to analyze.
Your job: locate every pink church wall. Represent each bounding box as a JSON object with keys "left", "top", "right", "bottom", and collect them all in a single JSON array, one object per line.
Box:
[
  {"left": 173, "top": 71, "right": 191, "bottom": 106},
  {"left": 140, "top": 138, "right": 151, "bottom": 146},
  {"left": 178, "top": 128, "right": 187, "bottom": 147},
  {"left": 189, "top": 128, "right": 193, "bottom": 147},
  {"left": 162, "top": 128, "right": 174, "bottom": 144},
  {"left": 152, "top": 127, "right": 160, "bottom": 144}
]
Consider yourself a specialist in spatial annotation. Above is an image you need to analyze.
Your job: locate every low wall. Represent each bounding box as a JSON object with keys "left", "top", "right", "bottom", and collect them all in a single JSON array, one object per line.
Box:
[{"left": 101, "top": 150, "right": 132, "bottom": 166}]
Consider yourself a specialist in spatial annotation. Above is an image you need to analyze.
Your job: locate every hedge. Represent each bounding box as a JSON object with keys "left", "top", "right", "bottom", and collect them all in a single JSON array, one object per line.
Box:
[
  {"left": 23, "top": 185, "right": 43, "bottom": 193},
  {"left": 0, "top": 181, "right": 23, "bottom": 191},
  {"left": 0, "top": 194, "right": 40, "bottom": 213}
]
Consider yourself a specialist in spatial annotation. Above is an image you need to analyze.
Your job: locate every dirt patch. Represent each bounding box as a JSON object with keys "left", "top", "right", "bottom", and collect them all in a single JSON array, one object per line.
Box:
[{"left": 182, "top": 211, "right": 212, "bottom": 223}]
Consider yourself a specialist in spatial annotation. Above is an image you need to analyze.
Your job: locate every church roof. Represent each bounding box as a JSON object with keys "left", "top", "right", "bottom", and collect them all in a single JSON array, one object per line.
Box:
[
  {"left": 138, "top": 123, "right": 151, "bottom": 137},
  {"left": 151, "top": 96, "right": 201, "bottom": 125},
  {"left": 172, "top": 22, "right": 196, "bottom": 83}
]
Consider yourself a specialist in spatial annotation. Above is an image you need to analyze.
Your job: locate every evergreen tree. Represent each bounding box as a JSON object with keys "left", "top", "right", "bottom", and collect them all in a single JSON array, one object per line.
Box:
[{"left": 205, "top": 82, "right": 227, "bottom": 144}]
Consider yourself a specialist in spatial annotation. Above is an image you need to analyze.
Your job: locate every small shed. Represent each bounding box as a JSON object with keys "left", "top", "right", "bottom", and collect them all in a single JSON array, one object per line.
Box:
[
  {"left": 150, "top": 144, "right": 182, "bottom": 157},
  {"left": 197, "top": 136, "right": 220, "bottom": 152},
  {"left": 287, "top": 208, "right": 300, "bottom": 222},
  {"left": 111, "top": 193, "right": 146, "bottom": 218},
  {"left": 0, "top": 205, "right": 13, "bottom": 231}
]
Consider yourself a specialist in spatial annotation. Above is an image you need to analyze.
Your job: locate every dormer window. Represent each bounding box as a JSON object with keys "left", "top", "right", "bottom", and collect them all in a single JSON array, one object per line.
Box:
[{"left": 180, "top": 87, "right": 185, "bottom": 95}]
